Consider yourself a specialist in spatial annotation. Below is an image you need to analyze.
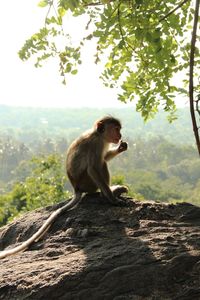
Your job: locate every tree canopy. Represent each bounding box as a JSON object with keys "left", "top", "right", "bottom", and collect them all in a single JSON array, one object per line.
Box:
[{"left": 19, "top": 0, "right": 200, "bottom": 153}]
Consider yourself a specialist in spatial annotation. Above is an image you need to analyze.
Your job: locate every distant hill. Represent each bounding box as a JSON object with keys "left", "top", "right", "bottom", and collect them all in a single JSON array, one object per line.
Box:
[{"left": 0, "top": 105, "right": 194, "bottom": 144}]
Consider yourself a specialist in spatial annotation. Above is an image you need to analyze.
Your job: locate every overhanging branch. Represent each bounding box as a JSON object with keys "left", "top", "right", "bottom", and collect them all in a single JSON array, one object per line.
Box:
[{"left": 159, "top": 0, "right": 190, "bottom": 22}]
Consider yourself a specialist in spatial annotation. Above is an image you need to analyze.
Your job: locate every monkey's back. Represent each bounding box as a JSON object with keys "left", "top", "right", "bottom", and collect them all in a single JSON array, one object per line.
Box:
[{"left": 66, "top": 130, "right": 100, "bottom": 180}]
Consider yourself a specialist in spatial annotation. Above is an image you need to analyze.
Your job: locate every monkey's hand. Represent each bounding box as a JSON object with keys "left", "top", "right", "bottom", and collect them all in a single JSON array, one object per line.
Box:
[{"left": 118, "top": 141, "right": 128, "bottom": 153}]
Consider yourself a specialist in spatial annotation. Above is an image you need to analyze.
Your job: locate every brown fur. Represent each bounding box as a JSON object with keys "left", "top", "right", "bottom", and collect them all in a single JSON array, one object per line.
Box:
[{"left": 66, "top": 116, "right": 128, "bottom": 204}]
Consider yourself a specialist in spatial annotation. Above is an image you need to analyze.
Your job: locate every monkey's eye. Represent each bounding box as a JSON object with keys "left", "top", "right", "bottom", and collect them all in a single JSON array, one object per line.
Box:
[{"left": 115, "top": 127, "right": 121, "bottom": 132}]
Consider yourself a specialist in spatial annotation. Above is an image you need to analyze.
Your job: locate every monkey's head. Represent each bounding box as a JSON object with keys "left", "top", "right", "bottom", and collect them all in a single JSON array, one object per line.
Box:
[{"left": 95, "top": 116, "right": 122, "bottom": 144}]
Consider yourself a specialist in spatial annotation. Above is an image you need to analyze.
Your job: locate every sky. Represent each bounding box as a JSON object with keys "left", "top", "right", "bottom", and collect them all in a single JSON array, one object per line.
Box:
[{"left": 0, "top": 0, "right": 127, "bottom": 109}]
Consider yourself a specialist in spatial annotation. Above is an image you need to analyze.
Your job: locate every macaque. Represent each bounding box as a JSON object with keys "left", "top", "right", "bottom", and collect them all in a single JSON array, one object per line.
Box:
[
  {"left": 0, "top": 116, "right": 128, "bottom": 259},
  {"left": 66, "top": 115, "right": 128, "bottom": 205}
]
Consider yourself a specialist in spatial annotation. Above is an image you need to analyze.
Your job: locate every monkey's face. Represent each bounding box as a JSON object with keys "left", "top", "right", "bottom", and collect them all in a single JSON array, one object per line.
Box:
[{"left": 105, "top": 124, "right": 122, "bottom": 144}]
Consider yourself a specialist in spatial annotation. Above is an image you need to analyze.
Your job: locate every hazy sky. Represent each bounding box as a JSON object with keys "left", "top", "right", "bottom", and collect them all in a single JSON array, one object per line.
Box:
[{"left": 0, "top": 0, "right": 128, "bottom": 109}]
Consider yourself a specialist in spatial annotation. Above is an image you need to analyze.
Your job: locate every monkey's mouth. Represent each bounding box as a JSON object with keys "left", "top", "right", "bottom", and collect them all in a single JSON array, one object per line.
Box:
[{"left": 114, "top": 139, "right": 121, "bottom": 144}]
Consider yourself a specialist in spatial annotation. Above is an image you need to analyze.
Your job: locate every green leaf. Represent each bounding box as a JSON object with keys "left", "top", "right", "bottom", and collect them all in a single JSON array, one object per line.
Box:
[
  {"left": 58, "top": 7, "right": 66, "bottom": 17},
  {"left": 38, "top": 0, "right": 48, "bottom": 7},
  {"left": 93, "top": 31, "right": 102, "bottom": 38},
  {"left": 71, "top": 69, "right": 78, "bottom": 75},
  {"left": 146, "top": 32, "right": 152, "bottom": 43},
  {"left": 170, "top": 55, "right": 176, "bottom": 64},
  {"left": 136, "top": 0, "right": 143, "bottom": 5},
  {"left": 65, "top": 63, "right": 72, "bottom": 73},
  {"left": 68, "top": 0, "right": 79, "bottom": 11}
]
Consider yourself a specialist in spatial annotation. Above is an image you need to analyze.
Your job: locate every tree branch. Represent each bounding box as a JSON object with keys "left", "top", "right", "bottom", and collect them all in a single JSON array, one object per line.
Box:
[
  {"left": 159, "top": 0, "right": 190, "bottom": 22},
  {"left": 189, "top": 0, "right": 200, "bottom": 155},
  {"left": 83, "top": 1, "right": 115, "bottom": 6},
  {"left": 117, "top": 1, "right": 135, "bottom": 52},
  {"left": 84, "top": 1, "right": 102, "bottom": 6}
]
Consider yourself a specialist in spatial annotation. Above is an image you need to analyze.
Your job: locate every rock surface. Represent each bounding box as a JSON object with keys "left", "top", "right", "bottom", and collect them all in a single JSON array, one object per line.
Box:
[{"left": 1, "top": 194, "right": 200, "bottom": 300}]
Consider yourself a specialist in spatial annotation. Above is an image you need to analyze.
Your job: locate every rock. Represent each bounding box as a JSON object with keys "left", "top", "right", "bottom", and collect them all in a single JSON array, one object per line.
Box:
[{"left": 0, "top": 194, "right": 200, "bottom": 299}]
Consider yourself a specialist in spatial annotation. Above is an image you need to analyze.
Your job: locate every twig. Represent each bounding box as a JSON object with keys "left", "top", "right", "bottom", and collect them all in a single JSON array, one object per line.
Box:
[
  {"left": 45, "top": 0, "right": 54, "bottom": 27},
  {"left": 83, "top": 1, "right": 104, "bottom": 6},
  {"left": 117, "top": 1, "right": 135, "bottom": 52},
  {"left": 159, "top": 0, "right": 190, "bottom": 22}
]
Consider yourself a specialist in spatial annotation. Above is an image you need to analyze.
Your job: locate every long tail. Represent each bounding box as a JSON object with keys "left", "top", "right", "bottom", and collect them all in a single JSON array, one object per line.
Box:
[{"left": 0, "top": 192, "right": 82, "bottom": 259}]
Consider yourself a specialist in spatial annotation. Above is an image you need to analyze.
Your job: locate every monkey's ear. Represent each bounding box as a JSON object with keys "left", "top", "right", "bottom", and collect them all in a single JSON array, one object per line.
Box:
[{"left": 96, "top": 121, "right": 105, "bottom": 133}]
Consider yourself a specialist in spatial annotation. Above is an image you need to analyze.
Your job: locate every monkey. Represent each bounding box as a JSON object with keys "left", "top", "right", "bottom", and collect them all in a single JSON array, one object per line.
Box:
[
  {"left": 66, "top": 115, "right": 128, "bottom": 205},
  {"left": 0, "top": 116, "right": 128, "bottom": 259}
]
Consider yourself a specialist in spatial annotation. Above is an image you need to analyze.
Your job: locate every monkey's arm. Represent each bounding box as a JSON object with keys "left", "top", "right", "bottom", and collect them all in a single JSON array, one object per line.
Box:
[
  {"left": 104, "top": 149, "right": 119, "bottom": 161},
  {"left": 105, "top": 141, "right": 128, "bottom": 161}
]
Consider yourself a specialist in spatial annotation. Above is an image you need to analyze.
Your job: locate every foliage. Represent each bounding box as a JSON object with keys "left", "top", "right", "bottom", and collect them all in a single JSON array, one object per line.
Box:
[
  {"left": 110, "top": 136, "right": 200, "bottom": 203},
  {"left": 18, "top": 0, "right": 200, "bottom": 121},
  {"left": 0, "top": 154, "right": 70, "bottom": 226}
]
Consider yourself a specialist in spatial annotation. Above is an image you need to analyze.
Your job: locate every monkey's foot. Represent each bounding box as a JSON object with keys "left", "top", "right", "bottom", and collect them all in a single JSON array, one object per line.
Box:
[{"left": 111, "top": 185, "right": 129, "bottom": 198}]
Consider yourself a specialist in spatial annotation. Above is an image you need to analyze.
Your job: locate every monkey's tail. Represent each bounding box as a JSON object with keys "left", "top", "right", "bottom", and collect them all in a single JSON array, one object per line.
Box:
[{"left": 0, "top": 192, "right": 82, "bottom": 259}]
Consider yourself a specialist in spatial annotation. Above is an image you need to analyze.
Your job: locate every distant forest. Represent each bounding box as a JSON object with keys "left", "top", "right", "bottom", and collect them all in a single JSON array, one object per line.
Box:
[
  {"left": 0, "top": 105, "right": 199, "bottom": 226},
  {"left": 0, "top": 105, "right": 195, "bottom": 144}
]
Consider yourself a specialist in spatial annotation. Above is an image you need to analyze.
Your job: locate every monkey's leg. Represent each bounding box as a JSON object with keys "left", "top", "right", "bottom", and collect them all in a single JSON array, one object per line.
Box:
[
  {"left": 101, "top": 164, "right": 129, "bottom": 197},
  {"left": 111, "top": 185, "right": 129, "bottom": 198}
]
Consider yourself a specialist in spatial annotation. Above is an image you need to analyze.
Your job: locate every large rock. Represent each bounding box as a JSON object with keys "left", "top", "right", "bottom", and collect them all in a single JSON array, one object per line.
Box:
[{"left": 0, "top": 194, "right": 200, "bottom": 300}]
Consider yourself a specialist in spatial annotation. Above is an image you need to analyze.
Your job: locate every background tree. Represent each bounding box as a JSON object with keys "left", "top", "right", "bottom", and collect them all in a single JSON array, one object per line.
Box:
[
  {"left": 19, "top": 0, "right": 200, "bottom": 153},
  {"left": 0, "top": 154, "right": 70, "bottom": 226}
]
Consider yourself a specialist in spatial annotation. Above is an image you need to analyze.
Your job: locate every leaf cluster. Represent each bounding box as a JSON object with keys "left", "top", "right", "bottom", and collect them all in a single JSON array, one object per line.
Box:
[{"left": 18, "top": 0, "right": 200, "bottom": 120}]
